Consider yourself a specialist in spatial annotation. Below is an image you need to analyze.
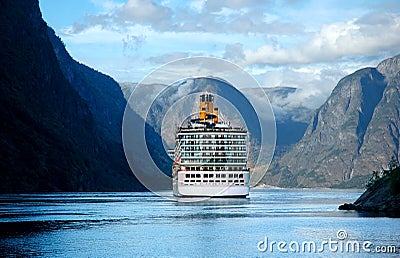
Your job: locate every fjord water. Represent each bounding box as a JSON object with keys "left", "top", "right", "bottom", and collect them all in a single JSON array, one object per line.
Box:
[{"left": 0, "top": 189, "right": 399, "bottom": 257}]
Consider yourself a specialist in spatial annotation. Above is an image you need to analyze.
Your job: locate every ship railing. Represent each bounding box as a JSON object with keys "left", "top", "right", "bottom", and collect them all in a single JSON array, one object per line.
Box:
[{"left": 178, "top": 127, "right": 247, "bottom": 133}]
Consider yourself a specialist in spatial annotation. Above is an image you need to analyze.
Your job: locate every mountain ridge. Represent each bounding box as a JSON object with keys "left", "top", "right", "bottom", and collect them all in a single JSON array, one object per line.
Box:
[
  {"left": 0, "top": 0, "right": 145, "bottom": 192},
  {"left": 47, "top": 27, "right": 126, "bottom": 143},
  {"left": 262, "top": 54, "right": 400, "bottom": 188}
]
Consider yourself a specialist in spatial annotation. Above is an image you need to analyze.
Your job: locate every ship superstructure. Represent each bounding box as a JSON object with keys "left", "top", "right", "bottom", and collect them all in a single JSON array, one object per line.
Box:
[{"left": 172, "top": 93, "right": 250, "bottom": 197}]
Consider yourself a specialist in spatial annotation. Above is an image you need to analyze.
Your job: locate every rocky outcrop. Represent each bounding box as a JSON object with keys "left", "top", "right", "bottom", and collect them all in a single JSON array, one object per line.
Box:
[
  {"left": 262, "top": 54, "right": 400, "bottom": 188},
  {"left": 339, "top": 167, "right": 400, "bottom": 212}
]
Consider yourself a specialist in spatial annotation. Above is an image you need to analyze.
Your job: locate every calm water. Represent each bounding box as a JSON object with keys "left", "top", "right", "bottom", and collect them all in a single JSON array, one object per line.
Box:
[{"left": 0, "top": 189, "right": 399, "bottom": 257}]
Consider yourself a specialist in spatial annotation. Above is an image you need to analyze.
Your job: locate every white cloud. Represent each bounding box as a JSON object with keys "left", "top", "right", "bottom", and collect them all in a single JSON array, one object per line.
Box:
[
  {"left": 146, "top": 52, "right": 192, "bottom": 64},
  {"left": 255, "top": 65, "right": 348, "bottom": 109},
  {"left": 62, "top": 24, "right": 122, "bottom": 43},
  {"left": 243, "top": 12, "right": 400, "bottom": 66},
  {"left": 189, "top": 0, "right": 206, "bottom": 13},
  {"left": 90, "top": 0, "right": 124, "bottom": 12},
  {"left": 117, "top": 0, "right": 172, "bottom": 24},
  {"left": 67, "top": 0, "right": 303, "bottom": 35},
  {"left": 223, "top": 43, "right": 245, "bottom": 63},
  {"left": 49, "top": 0, "right": 400, "bottom": 91},
  {"left": 204, "top": 0, "right": 268, "bottom": 12}
]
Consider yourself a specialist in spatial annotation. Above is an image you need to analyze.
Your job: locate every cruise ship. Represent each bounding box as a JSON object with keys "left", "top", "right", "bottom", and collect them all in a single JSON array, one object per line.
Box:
[{"left": 172, "top": 93, "right": 250, "bottom": 197}]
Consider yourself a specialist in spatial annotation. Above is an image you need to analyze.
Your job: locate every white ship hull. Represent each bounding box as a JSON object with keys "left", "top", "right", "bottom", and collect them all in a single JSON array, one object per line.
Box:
[
  {"left": 173, "top": 171, "right": 250, "bottom": 197},
  {"left": 173, "top": 182, "right": 249, "bottom": 197}
]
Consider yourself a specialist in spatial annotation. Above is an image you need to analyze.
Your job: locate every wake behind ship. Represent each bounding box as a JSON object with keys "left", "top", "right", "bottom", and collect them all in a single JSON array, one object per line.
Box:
[{"left": 172, "top": 93, "right": 250, "bottom": 197}]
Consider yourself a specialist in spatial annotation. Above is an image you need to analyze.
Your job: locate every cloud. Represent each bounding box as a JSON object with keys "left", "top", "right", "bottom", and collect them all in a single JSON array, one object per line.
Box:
[
  {"left": 377, "top": 0, "right": 400, "bottom": 11},
  {"left": 54, "top": 0, "right": 400, "bottom": 87},
  {"left": 61, "top": 24, "right": 122, "bottom": 43},
  {"left": 223, "top": 43, "right": 245, "bottom": 63},
  {"left": 67, "top": 0, "right": 304, "bottom": 35},
  {"left": 204, "top": 0, "right": 272, "bottom": 12},
  {"left": 243, "top": 11, "right": 400, "bottom": 66},
  {"left": 189, "top": 0, "right": 206, "bottom": 13},
  {"left": 146, "top": 52, "right": 192, "bottom": 64},
  {"left": 90, "top": 0, "right": 124, "bottom": 12},
  {"left": 116, "top": 0, "right": 172, "bottom": 28},
  {"left": 255, "top": 65, "right": 348, "bottom": 110}
]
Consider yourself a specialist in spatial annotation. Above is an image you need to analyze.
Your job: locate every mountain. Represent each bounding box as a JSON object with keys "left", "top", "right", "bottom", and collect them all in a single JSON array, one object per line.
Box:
[
  {"left": 243, "top": 87, "right": 313, "bottom": 157},
  {"left": 47, "top": 28, "right": 126, "bottom": 144},
  {"left": 121, "top": 83, "right": 313, "bottom": 159},
  {"left": 262, "top": 54, "right": 400, "bottom": 188},
  {"left": 0, "top": 0, "right": 145, "bottom": 192},
  {"left": 262, "top": 87, "right": 314, "bottom": 124}
]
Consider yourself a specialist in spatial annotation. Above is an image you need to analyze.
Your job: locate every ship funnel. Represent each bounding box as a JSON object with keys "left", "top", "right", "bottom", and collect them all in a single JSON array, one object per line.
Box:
[
  {"left": 213, "top": 107, "right": 219, "bottom": 123},
  {"left": 199, "top": 93, "right": 215, "bottom": 121}
]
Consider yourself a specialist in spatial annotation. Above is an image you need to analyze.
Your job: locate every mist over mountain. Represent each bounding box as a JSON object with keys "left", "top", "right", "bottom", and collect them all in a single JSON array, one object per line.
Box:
[
  {"left": 262, "top": 54, "right": 400, "bottom": 188},
  {"left": 262, "top": 87, "right": 314, "bottom": 124},
  {"left": 242, "top": 87, "right": 313, "bottom": 156},
  {"left": 0, "top": 0, "right": 146, "bottom": 192},
  {"left": 120, "top": 83, "right": 313, "bottom": 159}
]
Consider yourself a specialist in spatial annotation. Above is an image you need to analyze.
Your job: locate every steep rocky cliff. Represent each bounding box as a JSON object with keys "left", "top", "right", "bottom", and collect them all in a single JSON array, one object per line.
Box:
[
  {"left": 47, "top": 28, "right": 126, "bottom": 144},
  {"left": 0, "top": 0, "right": 144, "bottom": 192},
  {"left": 262, "top": 54, "right": 400, "bottom": 188}
]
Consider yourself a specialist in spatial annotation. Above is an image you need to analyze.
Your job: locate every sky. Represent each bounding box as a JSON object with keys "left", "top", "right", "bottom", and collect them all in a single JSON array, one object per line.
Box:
[{"left": 39, "top": 0, "right": 400, "bottom": 109}]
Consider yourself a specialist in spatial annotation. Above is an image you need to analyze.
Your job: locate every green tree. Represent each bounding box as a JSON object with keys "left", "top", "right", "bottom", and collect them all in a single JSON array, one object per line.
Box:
[{"left": 366, "top": 170, "right": 380, "bottom": 188}]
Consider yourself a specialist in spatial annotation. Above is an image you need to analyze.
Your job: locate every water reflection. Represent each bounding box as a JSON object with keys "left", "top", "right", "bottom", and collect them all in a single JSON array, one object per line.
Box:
[{"left": 355, "top": 210, "right": 400, "bottom": 218}]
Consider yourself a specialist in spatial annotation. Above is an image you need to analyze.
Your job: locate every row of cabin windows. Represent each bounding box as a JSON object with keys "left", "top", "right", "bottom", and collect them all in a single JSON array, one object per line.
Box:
[
  {"left": 182, "top": 146, "right": 246, "bottom": 151},
  {"left": 182, "top": 166, "right": 244, "bottom": 171},
  {"left": 177, "top": 141, "right": 246, "bottom": 148},
  {"left": 182, "top": 179, "right": 246, "bottom": 185},
  {"left": 180, "top": 152, "right": 246, "bottom": 157},
  {"left": 179, "top": 140, "right": 246, "bottom": 145},
  {"left": 185, "top": 173, "right": 244, "bottom": 179},
  {"left": 181, "top": 158, "right": 246, "bottom": 164},
  {"left": 179, "top": 134, "right": 246, "bottom": 140}
]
